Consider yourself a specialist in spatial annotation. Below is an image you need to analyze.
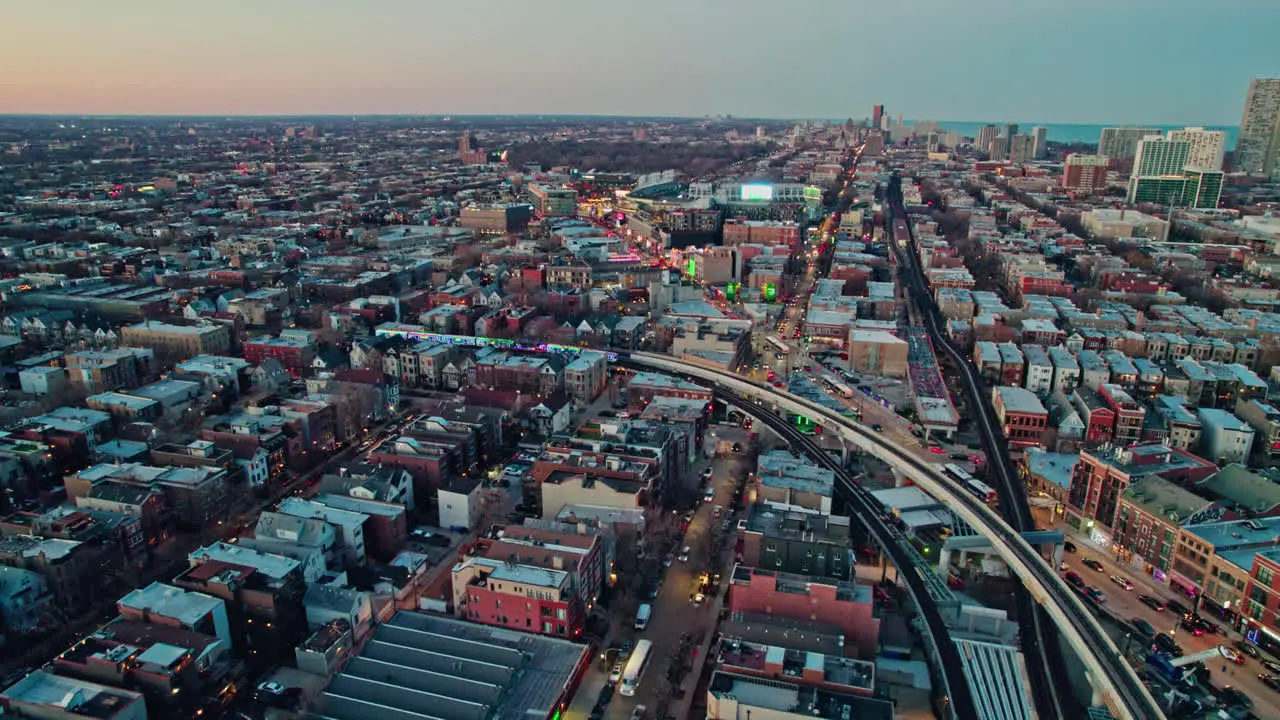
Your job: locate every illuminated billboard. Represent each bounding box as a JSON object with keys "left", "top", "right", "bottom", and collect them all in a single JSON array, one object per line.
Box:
[
  {"left": 762, "top": 283, "right": 777, "bottom": 302},
  {"left": 740, "top": 184, "right": 773, "bottom": 202}
]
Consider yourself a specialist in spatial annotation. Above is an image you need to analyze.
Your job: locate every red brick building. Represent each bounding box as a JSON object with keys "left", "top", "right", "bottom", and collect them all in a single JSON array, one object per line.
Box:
[
  {"left": 727, "top": 565, "right": 879, "bottom": 655},
  {"left": 1071, "top": 386, "right": 1116, "bottom": 444},
  {"left": 242, "top": 335, "right": 316, "bottom": 377},
  {"left": 626, "top": 371, "right": 712, "bottom": 408},
  {"left": 452, "top": 556, "right": 583, "bottom": 639},
  {"left": 991, "top": 386, "right": 1048, "bottom": 448}
]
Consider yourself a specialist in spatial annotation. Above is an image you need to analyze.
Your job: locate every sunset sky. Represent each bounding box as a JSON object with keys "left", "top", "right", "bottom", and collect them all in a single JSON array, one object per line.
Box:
[{"left": 2, "top": 0, "right": 1277, "bottom": 124}]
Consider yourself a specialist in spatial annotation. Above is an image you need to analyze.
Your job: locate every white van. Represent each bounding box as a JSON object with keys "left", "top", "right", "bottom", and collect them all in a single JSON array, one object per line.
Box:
[{"left": 634, "top": 603, "right": 652, "bottom": 630}]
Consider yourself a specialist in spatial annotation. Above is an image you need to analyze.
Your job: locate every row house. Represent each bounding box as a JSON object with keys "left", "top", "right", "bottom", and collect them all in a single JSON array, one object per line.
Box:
[
  {"left": 1071, "top": 386, "right": 1115, "bottom": 444},
  {"left": 1098, "top": 384, "right": 1146, "bottom": 446},
  {"left": 475, "top": 351, "right": 565, "bottom": 397},
  {"left": 1067, "top": 443, "right": 1218, "bottom": 540},
  {"left": 1048, "top": 346, "right": 1080, "bottom": 394},
  {"left": 991, "top": 386, "right": 1048, "bottom": 448},
  {"left": 1113, "top": 476, "right": 1227, "bottom": 577}
]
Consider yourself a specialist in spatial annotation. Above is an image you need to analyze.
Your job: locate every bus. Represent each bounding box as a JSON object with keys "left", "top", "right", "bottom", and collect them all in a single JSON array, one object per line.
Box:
[
  {"left": 943, "top": 464, "right": 974, "bottom": 483},
  {"left": 964, "top": 478, "right": 998, "bottom": 505},
  {"left": 829, "top": 381, "right": 855, "bottom": 398},
  {"left": 619, "top": 639, "right": 654, "bottom": 697},
  {"left": 767, "top": 336, "right": 791, "bottom": 356}
]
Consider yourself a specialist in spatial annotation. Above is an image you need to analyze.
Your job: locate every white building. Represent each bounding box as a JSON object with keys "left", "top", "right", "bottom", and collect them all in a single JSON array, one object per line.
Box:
[
  {"left": 1022, "top": 345, "right": 1054, "bottom": 395},
  {"left": 1166, "top": 127, "right": 1227, "bottom": 170},
  {"left": 1197, "top": 408, "right": 1256, "bottom": 465}
]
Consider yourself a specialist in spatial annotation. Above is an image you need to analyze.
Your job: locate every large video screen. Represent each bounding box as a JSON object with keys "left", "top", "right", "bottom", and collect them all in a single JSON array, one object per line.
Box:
[{"left": 741, "top": 184, "right": 773, "bottom": 202}]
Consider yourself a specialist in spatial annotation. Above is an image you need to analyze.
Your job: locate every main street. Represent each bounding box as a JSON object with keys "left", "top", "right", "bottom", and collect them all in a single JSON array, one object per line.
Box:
[{"left": 1065, "top": 538, "right": 1280, "bottom": 716}]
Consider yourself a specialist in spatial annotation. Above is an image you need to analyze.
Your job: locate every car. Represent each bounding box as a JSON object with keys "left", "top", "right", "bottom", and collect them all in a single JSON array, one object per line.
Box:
[
  {"left": 1138, "top": 595, "right": 1165, "bottom": 612},
  {"left": 679, "top": 547, "right": 690, "bottom": 562},
  {"left": 950, "top": 453, "right": 969, "bottom": 461},
  {"left": 1059, "top": 561, "right": 1068, "bottom": 572},
  {"left": 257, "top": 682, "right": 285, "bottom": 697},
  {"left": 631, "top": 706, "right": 648, "bottom": 720},
  {"left": 1082, "top": 558, "right": 1104, "bottom": 572},
  {"left": 1264, "top": 659, "right": 1280, "bottom": 675},
  {"left": 1197, "top": 617, "right": 1220, "bottom": 634},
  {"left": 597, "top": 684, "right": 615, "bottom": 706},
  {"left": 1131, "top": 618, "right": 1156, "bottom": 637},
  {"left": 1236, "top": 641, "right": 1261, "bottom": 659},
  {"left": 1165, "top": 598, "right": 1190, "bottom": 616},
  {"left": 692, "top": 592, "right": 706, "bottom": 605},
  {"left": 714, "top": 505, "right": 723, "bottom": 517},
  {"left": 598, "top": 410, "right": 616, "bottom": 417},
  {"left": 1218, "top": 686, "right": 1252, "bottom": 709},
  {"left": 703, "top": 488, "right": 715, "bottom": 502},
  {"left": 609, "top": 661, "right": 624, "bottom": 684},
  {"left": 663, "top": 555, "right": 673, "bottom": 567},
  {"left": 1064, "top": 571, "right": 1084, "bottom": 588},
  {"left": 701, "top": 467, "right": 713, "bottom": 479},
  {"left": 1179, "top": 617, "right": 1205, "bottom": 636},
  {"left": 871, "top": 423, "right": 883, "bottom": 432},
  {"left": 927, "top": 446, "right": 947, "bottom": 455},
  {"left": 1153, "top": 633, "right": 1182, "bottom": 657},
  {"left": 1110, "top": 575, "right": 1135, "bottom": 590},
  {"left": 1220, "top": 647, "right": 1246, "bottom": 665},
  {"left": 619, "top": 640, "right": 634, "bottom": 659},
  {"left": 1063, "top": 541, "right": 1077, "bottom": 554},
  {"left": 1085, "top": 587, "right": 1106, "bottom": 604},
  {"left": 1260, "top": 674, "right": 1280, "bottom": 692}
]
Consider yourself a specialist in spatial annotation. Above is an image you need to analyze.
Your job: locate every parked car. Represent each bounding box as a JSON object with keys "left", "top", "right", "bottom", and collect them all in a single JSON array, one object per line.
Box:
[
  {"left": 1131, "top": 618, "right": 1156, "bottom": 637},
  {"left": 631, "top": 706, "right": 648, "bottom": 720},
  {"left": 1110, "top": 575, "right": 1135, "bottom": 590},
  {"left": 1220, "top": 647, "right": 1246, "bottom": 665},
  {"left": 1153, "top": 633, "right": 1182, "bottom": 657},
  {"left": 1064, "top": 571, "right": 1084, "bottom": 588},
  {"left": 1165, "top": 598, "right": 1190, "bottom": 616},
  {"left": 1138, "top": 595, "right": 1165, "bottom": 612},
  {"left": 1062, "top": 541, "right": 1077, "bottom": 553},
  {"left": 679, "top": 547, "right": 690, "bottom": 563},
  {"left": 609, "top": 661, "right": 624, "bottom": 684},
  {"left": 1263, "top": 659, "right": 1280, "bottom": 676},
  {"left": 1236, "top": 641, "right": 1261, "bottom": 659},
  {"left": 1083, "top": 558, "right": 1104, "bottom": 571},
  {"left": 871, "top": 423, "right": 883, "bottom": 432},
  {"left": 1180, "top": 617, "right": 1205, "bottom": 636}
]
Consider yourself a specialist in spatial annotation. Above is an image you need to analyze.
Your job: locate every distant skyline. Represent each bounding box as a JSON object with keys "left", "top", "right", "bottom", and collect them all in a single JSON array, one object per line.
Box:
[{"left": 2, "top": 0, "right": 1277, "bottom": 124}]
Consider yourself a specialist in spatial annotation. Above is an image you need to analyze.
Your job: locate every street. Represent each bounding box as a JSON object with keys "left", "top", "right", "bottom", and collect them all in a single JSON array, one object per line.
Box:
[
  {"left": 564, "top": 452, "right": 745, "bottom": 720},
  {"left": 1063, "top": 533, "right": 1280, "bottom": 716}
]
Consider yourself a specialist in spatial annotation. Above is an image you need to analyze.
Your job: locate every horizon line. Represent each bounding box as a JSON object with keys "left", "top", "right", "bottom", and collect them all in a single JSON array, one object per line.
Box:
[{"left": 0, "top": 112, "right": 1240, "bottom": 129}]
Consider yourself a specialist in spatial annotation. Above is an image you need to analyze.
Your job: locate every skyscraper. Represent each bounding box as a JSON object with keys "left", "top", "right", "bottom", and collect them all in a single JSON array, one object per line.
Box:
[
  {"left": 1128, "top": 136, "right": 1191, "bottom": 205},
  {"left": 989, "top": 135, "right": 1010, "bottom": 162},
  {"left": 1098, "top": 127, "right": 1161, "bottom": 160},
  {"left": 1062, "top": 154, "right": 1109, "bottom": 194},
  {"left": 1031, "top": 126, "right": 1048, "bottom": 159},
  {"left": 1005, "top": 123, "right": 1020, "bottom": 139},
  {"left": 872, "top": 105, "right": 884, "bottom": 130},
  {"left": 1009, "top": 135, "right": 1035, "bottom": 164},
  {"left": 1165, "top": 127, "right": 1227, "bottom": 170},
  {"left": 1132, "top": 136, "right": 1190, "bottom": 176},
  {"left": 1236, "top": 78, "right": 1280, "bottom": 177},
  {"left": 1181, "top": 168, "right": 1224, "bottom": 209},
  {"left": 976, "top": 125, "right": 1000, "bottom": 154}
]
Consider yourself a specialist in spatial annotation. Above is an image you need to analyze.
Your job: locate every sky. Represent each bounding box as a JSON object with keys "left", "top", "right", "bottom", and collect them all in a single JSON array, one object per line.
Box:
[{"left": 2, "top": 0, "right": 1278, "bottom": 124}]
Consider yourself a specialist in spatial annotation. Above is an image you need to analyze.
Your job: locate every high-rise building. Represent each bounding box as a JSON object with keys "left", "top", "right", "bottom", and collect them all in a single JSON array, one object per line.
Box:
[
  {"left": 1031, "top": 126, "right": 1048, "bottom": 159},
  {"left": 926, "top": 132, "right": 941, "bottom": 153},
  {"left": 1181, "top": 167, "right": 1224, "bottom": 209},
  {"left": 1166, "top": 127, "right": 1227, "bottom": 170},
  {"left": 1005, "top": 123, "right": 1020, "bottom": 139},
  {"left": 1010, "top": 135, "right": 1035, "bottom": 164},
  {"left": 1128, "top": 176, "right": 1187, "bottom": 206},
  {"left": 1098, "top": 127, "right": 1162, "bottom": 160},
  {"left": 1062, "top": 154, "right": 1109, "bottom": 194},
  {"left": 976, "top": 125, "right": 1001, "bottom": 154},
  {"left": 989, "top": 135, "right": 1010, "bottom": 162},
  {"left": 1236, "top": 78, "right": 1280, "bottom": 177},
  {"left": 1132, "top": 136, "right": 1190, "bottom": 176},
  {"left": 872, "top": 105, "right": 884, "bottom": 129}
]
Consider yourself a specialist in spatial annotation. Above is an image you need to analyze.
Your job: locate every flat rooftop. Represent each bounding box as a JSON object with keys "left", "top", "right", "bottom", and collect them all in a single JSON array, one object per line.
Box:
[
  {"left": 319, "top": 611, "right": 588, "bottom": 720},
  {"left": 707, "top": 670, "right": 893, "bottom": 720},
  {"left": 1, "top": 670, "right": 143, "bottom": 718}
]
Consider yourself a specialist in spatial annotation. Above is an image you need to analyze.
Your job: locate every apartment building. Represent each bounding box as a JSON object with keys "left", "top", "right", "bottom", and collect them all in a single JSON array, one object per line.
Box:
[
  {"left": 991, "top": 386, "right": 1048, "bottom": 448},
  {"left": 120, "top": 321, "right": 231, "bottom": 365},
  {"left": 1067, "top": 443, "right": 1217, "bottom": 540},
  {"left": 452, "top": 556, "right": 583, "bottom": 639}
]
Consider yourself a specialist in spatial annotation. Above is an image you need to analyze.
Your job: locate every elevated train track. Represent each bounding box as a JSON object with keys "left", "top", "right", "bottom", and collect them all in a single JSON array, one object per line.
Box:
[{"left": 617, "top": 351, "right": 1164, "bottom": 720}]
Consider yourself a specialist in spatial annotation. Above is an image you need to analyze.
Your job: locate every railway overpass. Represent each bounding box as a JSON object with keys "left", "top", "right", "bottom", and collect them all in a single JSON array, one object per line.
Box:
[{"left": 618, "top": 351, "right": 1164, "bottom": 720}]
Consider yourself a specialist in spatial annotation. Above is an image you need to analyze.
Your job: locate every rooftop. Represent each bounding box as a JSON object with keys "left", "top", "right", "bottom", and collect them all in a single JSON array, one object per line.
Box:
[
  {"left": 1023, "top": 449, "right": 1079, "bottom": 491},
  {"left": 318, "top": 611, "right": 588, "bottom": 720},
  {"left": 1182, "top": 516, "right": 1280, "bottom": 550},
  {"left": 1197, "top": 407, "right": 1253, "bottom": 432},
  {"left": 993, "top": 386, "right": 1046, "bottom": 415},
  {"left": 1121, "top": 476, "right": 1214, "bottom": 522},
  {"left": 1, "top": 670, "right": 143, "bottom": 719},
  {"left": 1197, "top": 464, "right": 1280, "bottom": 514},
  {"left": 954, "top": 638, "right": 1035, "bottom": 720},
  {"left": 117, "top": 581, "right": 223, "bottom": 626},
  {"left": 707, "top": 670, "right": 893, "bottom": 720}
]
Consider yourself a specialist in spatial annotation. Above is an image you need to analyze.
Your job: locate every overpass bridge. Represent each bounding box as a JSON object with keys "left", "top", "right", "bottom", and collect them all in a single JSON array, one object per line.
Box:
[{"left": 618, "top": 351, "right": 1164, "bottom": 720}]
